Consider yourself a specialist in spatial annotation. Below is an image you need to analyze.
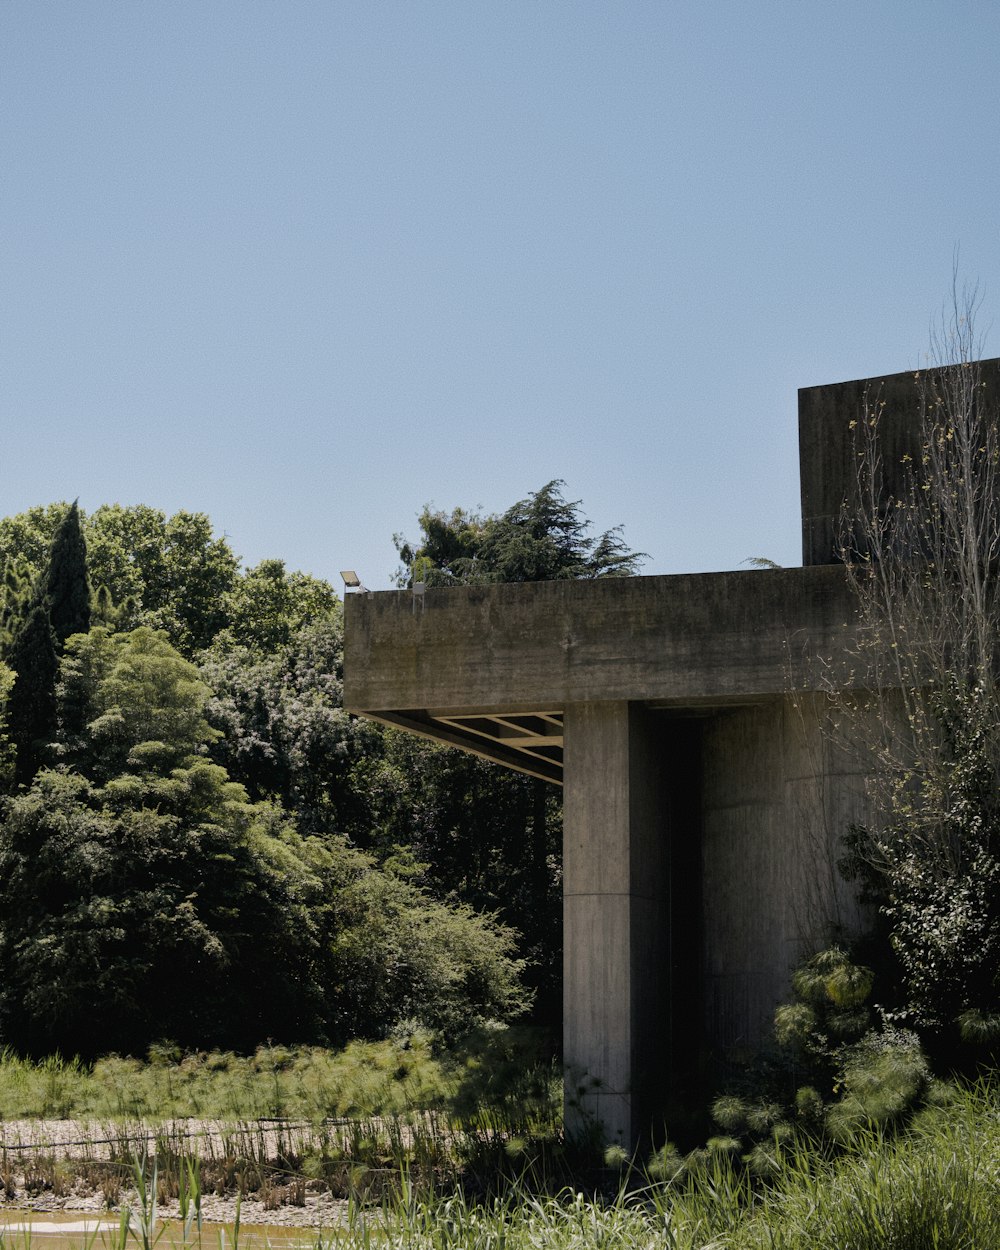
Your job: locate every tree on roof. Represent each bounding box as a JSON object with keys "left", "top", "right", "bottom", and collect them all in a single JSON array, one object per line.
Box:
[{"left": 394, "top": 479, "right": 645, "bottom": 587}]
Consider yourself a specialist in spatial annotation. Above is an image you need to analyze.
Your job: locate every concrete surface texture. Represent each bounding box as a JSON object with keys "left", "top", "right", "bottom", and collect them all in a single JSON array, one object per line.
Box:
[{"left": 343, "top": 358, "right": 1000, "bottom": 1148}]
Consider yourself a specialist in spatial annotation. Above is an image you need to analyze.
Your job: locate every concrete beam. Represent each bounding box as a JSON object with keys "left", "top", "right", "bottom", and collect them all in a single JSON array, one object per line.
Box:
[{"left": 343, "top": 565, "right": 859, "bottom": 717}]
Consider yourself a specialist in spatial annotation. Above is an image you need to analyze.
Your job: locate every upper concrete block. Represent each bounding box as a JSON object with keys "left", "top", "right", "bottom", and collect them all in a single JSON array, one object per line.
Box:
[
  {"left": 798, "top": 357, "right": 1000, "bottom": 565},
  {"left": 343, "top": 564, "right": 857, "bottom": 715}
]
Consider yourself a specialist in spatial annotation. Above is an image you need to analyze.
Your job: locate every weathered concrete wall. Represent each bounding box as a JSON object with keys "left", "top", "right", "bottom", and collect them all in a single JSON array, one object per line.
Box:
[
  {"left": 798, "top": 357, "right": 1000, "bottom": 565},
  {"left": 701, "top": 695, "right": 869, "bottom": 1051},
  {"left": 344, "top": 565, "right": 858, "bottom": 716}
]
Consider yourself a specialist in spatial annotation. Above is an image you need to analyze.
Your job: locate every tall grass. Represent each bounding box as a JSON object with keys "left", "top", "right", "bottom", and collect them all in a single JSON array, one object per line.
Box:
[
  {"left": 336, "top": 1080, "right": 1000, "bottom": 1249},
  {"left": 322, "top": 1080, "right": 1000, "bottom": 1245},
  {"left": 2, "top": 1046, "right": 999, "bottom": 1248},
  {"left": 0, "top": 1031, "right": 564, "bottom": 1201},
  {"left": 0, "top": 1031, "right": 558, "bottom": 1128}
]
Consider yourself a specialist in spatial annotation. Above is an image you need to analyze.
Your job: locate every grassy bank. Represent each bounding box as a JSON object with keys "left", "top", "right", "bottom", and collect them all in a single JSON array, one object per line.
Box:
[
  {"left": 2, "top": 1045, "right": 999, "bottom": 1247},
  {"left": 5, "top": 1080, "right": 992, "bottom": 1249},
  {"left": 339, "top": 1080, "right": 1000, "bottom": 1248},
  {"left": 0, "top": 1033, "right": 566, "bottom": 1205},
  {"left": 0, "top": 1032, "right": 558, "bottom": 1126}
]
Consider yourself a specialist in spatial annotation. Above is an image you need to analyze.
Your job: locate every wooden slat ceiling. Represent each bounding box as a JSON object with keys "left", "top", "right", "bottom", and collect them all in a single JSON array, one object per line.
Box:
[{"left": 432, "top": 711, "right": 564, "bottom": 777}]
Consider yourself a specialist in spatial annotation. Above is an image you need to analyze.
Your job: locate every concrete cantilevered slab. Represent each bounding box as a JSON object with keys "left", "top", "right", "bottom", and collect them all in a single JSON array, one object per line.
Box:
[{"left": 343, "top": 359, "right": 1000, "bottom": 1148}]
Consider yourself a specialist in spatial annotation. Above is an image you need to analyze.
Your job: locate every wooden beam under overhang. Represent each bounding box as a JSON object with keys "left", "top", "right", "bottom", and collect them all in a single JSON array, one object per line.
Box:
[{"left": 358, "top": 709, "right": 563, "bottom": 784}]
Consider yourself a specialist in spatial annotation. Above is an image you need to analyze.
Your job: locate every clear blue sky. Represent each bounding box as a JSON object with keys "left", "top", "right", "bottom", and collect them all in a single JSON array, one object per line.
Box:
[{"left": 4, "top": 1, "right": 999, "bottom": 590}]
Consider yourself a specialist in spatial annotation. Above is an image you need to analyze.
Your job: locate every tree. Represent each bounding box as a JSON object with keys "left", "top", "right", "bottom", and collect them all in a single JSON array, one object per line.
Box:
[
  {"left": 829, "top": 282, "right": 1000, "bottom": 1056},
  {"left": 5, "top": 605, "right": 58, "bottom": 787},
  {"left": 0, "top": 763, "right": 326, "bottom": 1057},
  {"left": 56, "top": 626, "right": 221, "bottom": 781},
  {"left": 42, "top": 501, "right": 90, "bottom": 649},
  {"left": 0, "top": 559, "right": 35, "bottom": 658},
  {"left": 0, "top": 618, "right": 531, "bottom": 1056},
  {"left": 318, "top": 837, "right": 529, "bottom": 1043},
  {"left": 389, "top": 482, "right": 644, "bottom": 1028},
  {"left": 86, "top": 505, "right": 240, "bottom": 654},
  {"left": 346, "top": 729, "right": 562, "bottom": 1026},
  {"left": 395, "top": 480, "right": 646, "bottom": 586},
  {"left": 200, "top": 614, "right": 355, "bottom": 834},
  {"left": 0, "top": 503, "right": 243, "bottom": 657},
  {"left": 3, "top": 504, "right": 90, "bottom": 785},
  {"left": 218, "top": 559, "right": 339, "bottom": 653},
  {"left": 0, "top": 504, "right": 70, "bottom": 585}
]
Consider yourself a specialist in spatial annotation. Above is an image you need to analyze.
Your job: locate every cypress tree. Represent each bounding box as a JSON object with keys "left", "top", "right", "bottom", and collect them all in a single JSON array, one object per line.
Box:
[
  {"left": 43, "top": 501, "right": 90, "bottom": 649},
  {"left": 6, "top": 604, "right": 58, "bottom": 786}
]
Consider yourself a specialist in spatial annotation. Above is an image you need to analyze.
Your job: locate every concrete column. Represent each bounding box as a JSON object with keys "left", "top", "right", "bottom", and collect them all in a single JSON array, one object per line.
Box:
[{"left": 562, "top": 702, "right": 669, "bottom": 1148}]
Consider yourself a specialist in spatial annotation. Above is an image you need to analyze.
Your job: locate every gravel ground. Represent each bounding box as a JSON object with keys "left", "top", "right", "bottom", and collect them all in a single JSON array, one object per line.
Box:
[
  {"left": 0, "top": 1120, "right": 363, "bottom": 1230},
  {"left": 2, "top": 1185, "right": 352, "bottom": 1231}
]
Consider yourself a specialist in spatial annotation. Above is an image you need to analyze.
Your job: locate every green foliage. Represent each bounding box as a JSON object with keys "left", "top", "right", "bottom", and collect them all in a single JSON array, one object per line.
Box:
[
  {"left": 780, "top": 948, "right": 874, "bottom": 1060},
  {"left": 773, "top": 1002, "right": 817, "bottom": 1048},
  {"left": 0, "top": 498, "right": 540, "bottom": 1059},
  {"left": 345, "top": 729, "right": 562, "bottom": 1024},
  {"left": 57, "top": 626, "right": 220, "bottom": 780},
  {"left": 0, "top": 503, "right": 70, "bottom": 584},
  {"left": 0, "top": 764, "right": 323, "bottom": 1056},
  {"left": 826, "top": 1028, "right": 929, "bottom": 1142},
  {"left": 43, "top": 500, "right": 90, "bottom": 648},
  {"left": 0, "top": 503, "right": 242, "bottom": 656},
  {"left": 200, "top": 614, "right": 351, "bottom": 834},
  {"left": 0, "top": 558, "right": 35, "bottom": 656},
  {"left": 957, "top": 1007, "right": 1000, "bottom": 1045},
  {"left": 844, "top": 681, "right": 1000, "bottom": 1048},
  {"left": 0, "top": 618, "right": 531, "bottom": 1056},
  {"left": 86, "top": 505, "right": 240, "bottom": 654},
  {"left": 705, "top": 947, "right": 930, "bottom": 1171},
  {"left": 90, "top": 582, "right": 139, "bottom": 631},
  {"left": 5, "top": 604, "right": 58, "bottom": 785},
  {"left": 218, "top": 558, "right": 339, "bottom": 653},
  {"left": 322, "top": 839, "right": 530, "bottom": 1042},
  {"left": 395, "top": 479, "right": 646, "bottom": 587}
]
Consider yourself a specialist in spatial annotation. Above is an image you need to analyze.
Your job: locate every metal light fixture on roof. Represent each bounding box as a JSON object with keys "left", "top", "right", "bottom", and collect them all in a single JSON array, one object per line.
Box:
[{"left": 340, "top": 570, "right": 369, "bottom": 594}]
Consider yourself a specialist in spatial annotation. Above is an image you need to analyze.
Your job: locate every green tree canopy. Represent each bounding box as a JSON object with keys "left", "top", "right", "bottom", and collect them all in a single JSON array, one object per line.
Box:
[
  {"left": 0, "top": 765, "right": 323, "bottom": 1056},
  {"left": 218, "top": 558, "right": 340, "bottom": 653},
  {"left": 43, "top": 501, "right": 90, "bottom": 649},
  {"left": 5, "top": 605, "right": 58, "bottom": 787},
  {"left": 0, "top": 614, "right": 530, "bottom": 1056},
  {"left": 87, "top": 505, "right": 240, "bottom": 653},
  {"left": 0, "top": 503, "right": 242, "bottom": 656},
  {"left": 57, "top": 626, "right": 219, "bottom": 782},
  {"left": 0, "top": 504, "right": 71, "bottom": 582},
  {"left": 200, "top": 615, "right": 352, "bottom": 833},
  {"left": 0, "top": 560, "right": 36, "bottom": 658},
  {"left": 395, "top": 480, "right": 646, "bottom": 586}
]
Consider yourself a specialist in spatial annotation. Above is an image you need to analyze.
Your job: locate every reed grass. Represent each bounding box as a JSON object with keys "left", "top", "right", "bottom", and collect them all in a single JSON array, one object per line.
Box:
[
  {"left": 0, "top": 1031, "right": 558, "bottom": 1128},
  {"left": 1, "top": 1047, "right": 999, "bottom": 1248}
]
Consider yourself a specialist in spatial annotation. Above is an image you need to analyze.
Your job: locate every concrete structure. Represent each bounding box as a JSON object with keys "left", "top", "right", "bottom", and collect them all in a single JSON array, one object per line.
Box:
[{"left": 343, "top": 359, "right": 1000, "bottom": 1147}]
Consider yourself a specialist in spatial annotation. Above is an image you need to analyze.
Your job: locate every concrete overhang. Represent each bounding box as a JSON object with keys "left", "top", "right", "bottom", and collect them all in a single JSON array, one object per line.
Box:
[{"left": 343, "top": 564, "right": 858, "bottom": 783}]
